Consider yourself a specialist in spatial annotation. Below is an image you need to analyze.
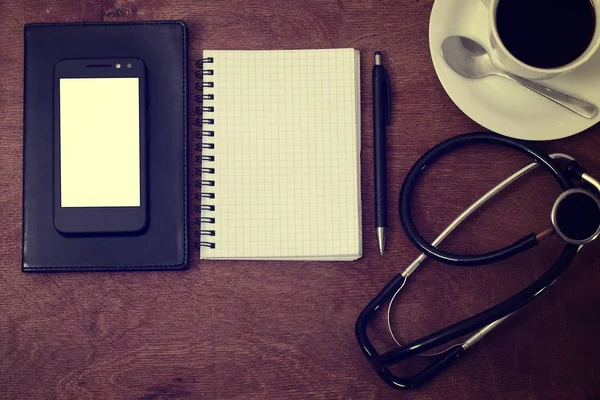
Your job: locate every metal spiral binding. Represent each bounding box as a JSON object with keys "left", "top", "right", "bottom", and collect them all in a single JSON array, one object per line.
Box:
[{"left": 194, "top": 57, "right": 216, "bottom": 250}]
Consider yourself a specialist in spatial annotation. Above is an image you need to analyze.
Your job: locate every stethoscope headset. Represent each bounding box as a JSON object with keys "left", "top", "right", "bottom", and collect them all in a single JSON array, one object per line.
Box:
[{"left": 355, "top": 132, "right": 600, "bottom": 390}]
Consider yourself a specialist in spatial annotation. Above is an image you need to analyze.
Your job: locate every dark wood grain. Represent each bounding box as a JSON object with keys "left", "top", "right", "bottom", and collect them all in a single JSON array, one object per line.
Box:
[{"left": 2, "top": 0, "right": 600, "bottom": 398}]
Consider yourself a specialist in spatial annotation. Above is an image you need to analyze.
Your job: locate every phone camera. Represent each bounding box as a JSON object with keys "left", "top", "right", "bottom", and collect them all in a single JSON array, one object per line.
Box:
[
  {"left": 116, "top": 63, "right": 121, "bottom": 69},
  {"left": 127, "top": 63, "right": 132, "bottom": 69}
]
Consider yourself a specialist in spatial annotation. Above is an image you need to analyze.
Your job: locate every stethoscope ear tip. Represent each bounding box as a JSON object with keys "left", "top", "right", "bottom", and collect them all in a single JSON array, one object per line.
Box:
[{"left": 552, "top": 189, "right": 600, "bottom": 246}]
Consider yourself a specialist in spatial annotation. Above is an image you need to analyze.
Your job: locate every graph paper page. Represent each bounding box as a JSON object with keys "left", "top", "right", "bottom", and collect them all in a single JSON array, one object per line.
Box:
[{"left": 200, "top": 49, "right": 361, "bottom": 260}]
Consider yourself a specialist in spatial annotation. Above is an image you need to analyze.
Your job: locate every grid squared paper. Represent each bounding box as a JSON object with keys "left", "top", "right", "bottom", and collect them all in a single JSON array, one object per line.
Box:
[{"left": 200, "top": 49, "right": 362, "bottom": 260}]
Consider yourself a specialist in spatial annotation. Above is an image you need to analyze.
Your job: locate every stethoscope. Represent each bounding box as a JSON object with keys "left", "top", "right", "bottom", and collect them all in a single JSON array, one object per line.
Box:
[{"left": 355, "top": 132, "right": 600, "bottom": 390}]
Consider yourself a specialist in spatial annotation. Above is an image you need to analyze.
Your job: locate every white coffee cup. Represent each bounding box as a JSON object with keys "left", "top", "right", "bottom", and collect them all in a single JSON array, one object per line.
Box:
[{"left": 481, "top": 0, "right": 600, "bottom": 80}]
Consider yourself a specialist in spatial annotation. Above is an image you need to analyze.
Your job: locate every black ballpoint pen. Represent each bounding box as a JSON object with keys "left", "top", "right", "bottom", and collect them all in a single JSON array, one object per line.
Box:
[{"left": 373, "top": 51, "right": 391, "bottom": 255}]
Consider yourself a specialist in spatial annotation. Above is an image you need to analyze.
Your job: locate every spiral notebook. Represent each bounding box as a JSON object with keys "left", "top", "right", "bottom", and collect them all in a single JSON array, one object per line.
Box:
[{"left": 196, "top": 49, "right": 362, "bottom": 260}]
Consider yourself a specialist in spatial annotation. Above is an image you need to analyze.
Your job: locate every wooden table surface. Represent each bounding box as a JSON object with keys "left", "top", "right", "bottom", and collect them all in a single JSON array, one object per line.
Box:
[{"left": 2, "top": 0, "right": 600, "bottom": 398}]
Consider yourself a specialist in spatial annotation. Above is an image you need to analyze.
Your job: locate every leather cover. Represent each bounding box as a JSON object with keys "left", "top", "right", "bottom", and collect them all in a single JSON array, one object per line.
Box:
[{"left": 22, "top": 21, "right": 189, "bottom": 272}]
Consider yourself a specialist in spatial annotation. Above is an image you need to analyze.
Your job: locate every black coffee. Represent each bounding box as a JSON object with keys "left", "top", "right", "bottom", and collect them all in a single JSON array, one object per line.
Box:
[{"left": 496, "top": 0, "right": 596, "bottom": 69}]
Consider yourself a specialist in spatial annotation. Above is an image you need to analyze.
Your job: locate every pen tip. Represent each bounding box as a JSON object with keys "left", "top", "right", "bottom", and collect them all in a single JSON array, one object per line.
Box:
[{"left": 377, "top": 227, "right": 386, "bottom": 255}]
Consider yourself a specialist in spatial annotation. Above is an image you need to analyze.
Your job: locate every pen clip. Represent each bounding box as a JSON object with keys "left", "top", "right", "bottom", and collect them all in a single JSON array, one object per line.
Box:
[{"left": 384, "top": 69, "right": 391, "bottom": 125}]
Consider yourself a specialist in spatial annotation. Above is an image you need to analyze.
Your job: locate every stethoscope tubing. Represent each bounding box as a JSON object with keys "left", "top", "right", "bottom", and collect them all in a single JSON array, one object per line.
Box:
[
  {"left": 399, "top": 132, "right": 573, "bottom": 266},
  {"left": 374, "top": 245, "right": 577, "bottom": 366}
]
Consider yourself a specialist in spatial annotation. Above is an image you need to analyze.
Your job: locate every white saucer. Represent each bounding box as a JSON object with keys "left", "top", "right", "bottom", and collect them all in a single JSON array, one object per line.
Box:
[{"left": 429, "top": 0, "right": 600, "bottom": 140}]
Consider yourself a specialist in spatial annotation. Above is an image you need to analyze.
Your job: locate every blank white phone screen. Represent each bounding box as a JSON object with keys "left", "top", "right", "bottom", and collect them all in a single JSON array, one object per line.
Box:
[{"left": 59, "top": 77, "right": 140, "bottom": 207}]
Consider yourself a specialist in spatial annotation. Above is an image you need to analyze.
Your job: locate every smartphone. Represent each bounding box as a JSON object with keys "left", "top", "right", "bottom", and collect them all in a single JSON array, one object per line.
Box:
[{"left": 53, "top": 58, "right": 147, "bottom": 234}]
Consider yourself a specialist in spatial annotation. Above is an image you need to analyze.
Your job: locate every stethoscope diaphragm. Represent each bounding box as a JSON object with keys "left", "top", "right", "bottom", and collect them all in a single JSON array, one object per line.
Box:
[{"left": 551, "top": 188, "right": 600, "bottom": 245}]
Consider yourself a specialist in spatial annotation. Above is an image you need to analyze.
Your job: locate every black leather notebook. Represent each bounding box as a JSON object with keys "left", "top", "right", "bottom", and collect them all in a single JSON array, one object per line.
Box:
[{"left": 22, "top": 21, "right": 188, "bottom": 272}]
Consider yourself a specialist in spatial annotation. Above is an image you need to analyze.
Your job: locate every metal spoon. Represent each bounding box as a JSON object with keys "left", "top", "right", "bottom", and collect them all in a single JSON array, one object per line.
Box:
[{"left": 442, "top": 36, "right": 598, "bottom": 119}]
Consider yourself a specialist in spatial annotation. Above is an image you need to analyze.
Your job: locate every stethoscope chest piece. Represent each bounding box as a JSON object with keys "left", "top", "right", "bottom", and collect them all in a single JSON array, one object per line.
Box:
[{"left": 552, "top": 188, "right": 600, "bottom": 245}]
